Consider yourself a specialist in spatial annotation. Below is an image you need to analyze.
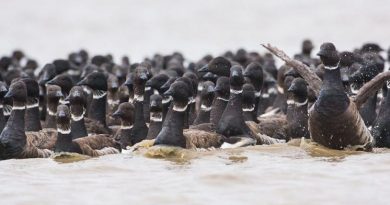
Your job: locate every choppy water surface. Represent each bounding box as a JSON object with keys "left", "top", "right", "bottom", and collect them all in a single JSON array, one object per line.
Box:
[{"left": 1, "top": 141, "right": 390, "bottom": 205}]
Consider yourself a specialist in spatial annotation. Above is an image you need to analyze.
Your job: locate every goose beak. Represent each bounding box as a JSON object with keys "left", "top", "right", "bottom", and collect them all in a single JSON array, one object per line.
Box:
[
  {"left": 150, "top": 100, "right": 158, "bottom": 108},
  {"left": 57, "top": 109, "right": 67, "bottom": 118},
  {"left": 112, "top": 110, "right": 123, "bottom": 118},
  {"left": 145, "top": 79, "right": 152, "bottom": 87},
  {"left": 4, "top": 90, "right": 13, "bottom": 99},
  {"left": 56, "top": 91, "right": 64, "bottom": 98},
  {"left": 287, "top": 84, "right": 297, "bottom": 93},
  {"left": 163, "top": 87, "right": 174, "bottom": 97},
  {"left": 198, "top": 64, "right": 209, "bottom": 72},
  {"left": 124, "top": 76, "right": 133, "bottom": 86},
  {"left": 139, "top": 73, "right": 148, "bottom": 81},
  {"left": 77, "top": 78, "right": 89, "bottom": 87},
  {"left": 46, "top": 78, "right": 57, "bottom": 86},
  {"left": 243, "top": 70, "right": 250, "bottom": 77},
  {"left": 206, "top": 85, "right": 215, "bottom": 94},
  {"left": 64, "top": 95, "right": 70, "bottom": 102}
]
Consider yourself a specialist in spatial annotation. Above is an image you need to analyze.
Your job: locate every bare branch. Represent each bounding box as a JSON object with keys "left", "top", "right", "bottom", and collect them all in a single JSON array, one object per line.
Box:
[
  {"left": 354, "top": 71, "right": 390, "bottom": 108},
  {"left": 261, "top": 43, "right": 322, "bottom": 97}
]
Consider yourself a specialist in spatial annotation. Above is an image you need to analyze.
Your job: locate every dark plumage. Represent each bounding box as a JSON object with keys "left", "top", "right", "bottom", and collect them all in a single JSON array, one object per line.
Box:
[
  {"left": 198, "top": 57, "right": 231, "bottom": 77},
  {"left": 77, "top": 71, "right": 111, "bottom": 134},
  {"left": 147, "top": 94, "right": 163, "bottom": 139},
  {"left": 54, "top": 105, "right": 120, "bottom": 157},
  {"left": 193, "top": 81, "right": 215, "bottom": 125},
  {"left": 309, "top": 42, "right": 373, "bottom": 150},
  {"left": 0, "top": 81, "right": 53, "bottom": 159},
  {"left": 286, "top": 78, "right": 309, "bottom": 140}
]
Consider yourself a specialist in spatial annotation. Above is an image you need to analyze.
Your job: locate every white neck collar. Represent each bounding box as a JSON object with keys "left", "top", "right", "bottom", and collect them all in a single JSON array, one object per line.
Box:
[
  {"left": 162, "top": 96, "right": 172, "bottom": 104},
  {"left": 261, "top": 93, "right": 270, "bottom": 98},
  {"left": 121, "top": 125, "right": 133, "bottom": 130},
  {"left": 324, "top": 62, "right": 339, "bottom": 70},
  {"left": 201, "top": 104, "right": 212, "bottom": 111},
  {"left": 128, "top": 97, "right": 134, "bottom": 104},
  {"left": 93, "top": 90, "right": 107, "bottom": 99},
  {"left": 12, "top": 105, "right": 26, "bottom": 110},
  {"left": 217, "top": 96, "right": 229, "bottom": 102},
  {"left": 188, "top": 96, "right": 196, "bottom": 104},
  {"left": 230, "top": 88, "right": 243, "bottom": 94},
  {"left": 47, "top": 108, "right": 57, "bottom": 116},
  {"left": 134, "top": 94, "right": 144, "bottom": 102},
  {"left": 145, "top": 86, "right": 151, "bottom": 91},
  {"left": 150, "top": 113, "right": 163, "bottom": 122},
  {"left": 243, "top": 104, "right": 255, "bottom": 112},
  {"left": 350, "top": 84, "right": 359, "bottom": 95},
  {"left": 58, "top": 128, "right": 71, "bottom": 134},
  {"left": 287, "top": 99, "right": 308, "bottom": 107},
  {"left": 173, "top": 104, "right": 188, "bottom": 112},
  {"left": 71, "top": 108, "right": 86, "bottom": 121},
  {"left": 27, "top": 101, "right": 39, "bottom": 109},
  {"left": 268, "top": 87, "right": 278, "bottom": 94},
  {"left": 107, "top": 99, "right": 120, "bottom": 105},
  {"left": 255, "top": 91, "right": 261, "bottom": 97}
]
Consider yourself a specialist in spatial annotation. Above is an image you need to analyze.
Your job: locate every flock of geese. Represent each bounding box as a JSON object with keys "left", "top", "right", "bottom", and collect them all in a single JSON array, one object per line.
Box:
[{"left": 1, "top": 40, "right": 390, "bottom": 160}]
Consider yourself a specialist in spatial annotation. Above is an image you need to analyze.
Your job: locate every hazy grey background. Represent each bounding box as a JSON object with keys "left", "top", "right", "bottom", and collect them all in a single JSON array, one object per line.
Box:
[{"left": 1, "top": 0, "right": 389, "bottom": 64}]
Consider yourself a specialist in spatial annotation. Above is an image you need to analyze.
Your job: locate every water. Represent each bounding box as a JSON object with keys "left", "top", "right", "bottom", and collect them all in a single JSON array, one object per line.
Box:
[
  {"left": 1, "top": 142, "right": 390, "bottom": 205},
  {"left": 2, "top": 0, "right": 390, "bottom": 204}
]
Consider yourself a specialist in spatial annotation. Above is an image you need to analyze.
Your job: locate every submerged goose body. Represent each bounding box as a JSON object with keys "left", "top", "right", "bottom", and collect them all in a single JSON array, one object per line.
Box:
[
  {"left": 154, "top": 81, "right": 223, "bottom": 149},
  {"left": 54, "top": 105, "right": 120, "bottom": 157},
  {"left": 309, "top": 43, "right": 373, "bottom": 150},
  {"left": 0, "top": 81, "right": 53, "bottom": 159},
  {"left": 77, "top": 72, "right": 111, "bottom": 134}
]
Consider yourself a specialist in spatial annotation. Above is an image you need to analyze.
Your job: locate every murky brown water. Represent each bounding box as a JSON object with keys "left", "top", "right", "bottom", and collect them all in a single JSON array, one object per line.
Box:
[{"left": 1, "top": 141, "right": 390, "bottom": 205}]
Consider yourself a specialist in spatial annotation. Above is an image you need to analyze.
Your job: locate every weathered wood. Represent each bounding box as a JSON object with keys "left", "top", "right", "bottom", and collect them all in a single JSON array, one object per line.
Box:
[
  {"left": 261, "top": 43, "right": 323, "bottom": 97},
  {"left": 354, "top": 71, "right": 390, "bottom": 109}
]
